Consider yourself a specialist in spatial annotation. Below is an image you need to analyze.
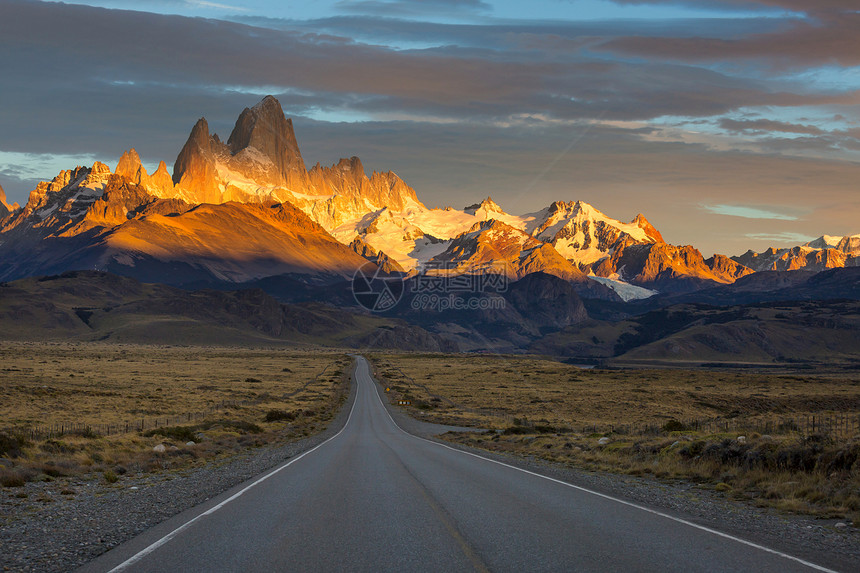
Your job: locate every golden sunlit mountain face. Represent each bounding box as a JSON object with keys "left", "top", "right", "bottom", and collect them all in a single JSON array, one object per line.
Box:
[
  {"left": 2, "top": 93, "right": 857, "bottom": 302},
  {"left": 104, "top": 201, "right": 370, "bottom": 282},
  {"left": 1, "top": 1, "right": 858, "bottom": 259},
  {"left": 2, "top": 8, "right": 860, "bottom": 571}
]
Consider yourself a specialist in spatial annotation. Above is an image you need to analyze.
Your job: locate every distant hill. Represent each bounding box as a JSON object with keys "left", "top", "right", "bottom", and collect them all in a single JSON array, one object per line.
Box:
[
  {"left": 532, "top": 298, "right": 860, "bottom": 366},
  {"left": 0, "top": 271, "right": 454, "bottom": 350},
  {"left": 2, "top": 94, "right": 859, "bottom": 361}
]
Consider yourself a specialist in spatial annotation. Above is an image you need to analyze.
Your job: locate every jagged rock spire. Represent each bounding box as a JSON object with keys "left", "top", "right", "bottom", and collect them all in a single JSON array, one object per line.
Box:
[
  {"left": 0, "top": 182, "right": 19, "bottom": 218},
  {"left": 227, "top": 95, "right": 306, "bottom": 181}
]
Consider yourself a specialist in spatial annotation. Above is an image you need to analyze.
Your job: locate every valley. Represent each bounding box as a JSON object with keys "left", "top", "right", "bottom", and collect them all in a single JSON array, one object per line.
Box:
[
  {"left": 2, "top": 353, "right": 857, "bottom": 572},
  {"left": 3, "top": 2, "right": 860, "bottom": 570},
  {"left": 1, "top": 94, "right": 857, "bottom": 367},
  {"left": 0, "top": 94, "right": 857, "bottom": 573}
]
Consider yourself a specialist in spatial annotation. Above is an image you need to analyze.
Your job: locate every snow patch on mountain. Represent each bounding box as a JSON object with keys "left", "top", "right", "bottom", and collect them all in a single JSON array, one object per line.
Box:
[
  {"left": 532, "top": 201, "right": 649, "bottom": 244},
  {"left": 805, "top": 234, "right": 860, "bottom": 254},
  {"left": 322, "top": 193, "right": 659, "bottom": 274},
  {"left": 817, "top": 235, "right": 844, "bottom": 248},
  {"left": 589, "top": 275, "right": 657, "bottom": 301}
]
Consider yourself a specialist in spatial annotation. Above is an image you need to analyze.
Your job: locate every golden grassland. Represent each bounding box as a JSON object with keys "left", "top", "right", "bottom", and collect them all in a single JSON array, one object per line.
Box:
[
  {"left": 370, "top": 353, "right": 860, "bottom": 525},
  {"left": 0, "top": 342, "right": 351, "bottom": 492}
]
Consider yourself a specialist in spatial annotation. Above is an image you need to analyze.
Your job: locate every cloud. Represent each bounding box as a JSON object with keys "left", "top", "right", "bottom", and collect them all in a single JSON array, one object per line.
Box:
[
  {"left": 702, "top": 204, "right": 798, "bottom": 220},
  {"left": 601, "top": 11, "right": 860, "bottom": 68},
  {"left": 744, "top": 232, "right": 817, "bottom": 244},
  {"left": 4, "top": 0, "right": 856, "bottom": 149},
  {"left": 719, "top": 118, "right": 825, "bottom": 136},
  {"left": 334, "top": 0, "right": 491, "bottom": 17},
  {"left": 237, "top": 12, "right": 784, "bottom": 46},
  {"left": 186, "top": 0, "right": 249, "bottom": 10},
  {"left": 294, "top": 117, "right": 860, "bottom": 253},
  {"left": 5, "top": 0, "right": 851, "bottom": 161},
  {"left": 607, "top": 0, "right": 857, "bottom": 16},
  {"left": 1, "top": 1, "right": 858, "bottom": 256}
]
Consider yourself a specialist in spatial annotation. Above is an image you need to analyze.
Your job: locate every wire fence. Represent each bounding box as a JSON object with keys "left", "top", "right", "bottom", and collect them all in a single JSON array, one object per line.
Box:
[
  {"left": 570, "top": 412, "right": 860, "bottom": 440},
  {"left": 452, "top": 410, "right": 860, "bottom": 441},
  {"left": 6, "top": 360, "right": 343, "bottom": 442},
  {"left": 372, "top": 363, "right": 859, "bottom": 441},
  {"left": 18, "top": 402, "right": 244, "bottom": 441}
]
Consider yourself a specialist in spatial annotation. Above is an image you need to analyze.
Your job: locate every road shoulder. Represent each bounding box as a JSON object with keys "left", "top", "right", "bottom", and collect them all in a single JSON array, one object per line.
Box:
[
  {"left": 1, "top": 358, "right": 360, "bottom": 573},
  {"left": 366, "top": 361, "right": 860, "bottom": 573}
]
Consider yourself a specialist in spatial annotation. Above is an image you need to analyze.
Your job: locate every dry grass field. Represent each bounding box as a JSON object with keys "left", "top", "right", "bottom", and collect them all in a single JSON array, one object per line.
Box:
[
  {"left": 370, "top": 353, "right": 860, "bottom": 525},
  {"left": 0, "top": 342, "right": 351, "bottom": 491}
]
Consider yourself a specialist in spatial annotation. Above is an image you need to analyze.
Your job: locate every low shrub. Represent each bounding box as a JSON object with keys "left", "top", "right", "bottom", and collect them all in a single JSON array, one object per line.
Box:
[
  {"left": 0, "top": 470, "right": 26, "bottom": 487},
  {"left": 662, "top": 420, "right": 689, "bottom": 432},
  {"left": 533, "top": 424, "right": 569, "bottom": 434},
  {"left": 503, "top": 425, "right": 533, "bottom": 435},
  {"left": 0, "top": 432, "right": 26, "bottom": 458},
  {"left": 147, "top": 420, "right": 265, "bottom": 438},
  {"left": 40, "top": 439, "right": 76, "bottom": 454},
  {"left": 264, "top": 409, "right": 296, "bottom": 422},
  {"left": 70, "top": 426, "right": 100, "bottom": 439},
  {"left": 221, "top": 420, "right": 263, "bottom": 434},
  {"left": 143, "top": 426, "right": 197, "bottom": 443},
  {"left": 40, "top": 465, "right": 67, "bottom": 478},
  {"left": 678, "top": 440, "right": 706, "bottom": 458}
]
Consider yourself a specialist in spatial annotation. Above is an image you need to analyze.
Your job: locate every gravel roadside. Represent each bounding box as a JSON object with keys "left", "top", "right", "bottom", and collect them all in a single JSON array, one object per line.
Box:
[
  {"left": 3, "top": 359, "right": 858, "bottom": 572},
  {"left": 0, "top": 364, "right": 358, "bottom": 573}
]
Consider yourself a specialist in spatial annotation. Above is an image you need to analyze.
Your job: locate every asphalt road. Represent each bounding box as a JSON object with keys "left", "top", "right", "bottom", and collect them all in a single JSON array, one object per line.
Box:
[{"left": 81, "top": 356, "right": 839, "bottom": 573}]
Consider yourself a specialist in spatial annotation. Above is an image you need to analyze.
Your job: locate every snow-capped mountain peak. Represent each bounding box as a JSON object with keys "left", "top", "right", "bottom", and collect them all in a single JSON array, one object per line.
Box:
[
  {"left": 519, "top": 200, "right": 655, "bottom": 268},
  {"left": 465, "top": 196, "right": 504, "bottom": 217},
  {"left": 1, "top": 95, "right": 777, "bottom": 298},
  {"left": 804, "top": 234, "right": 860, "bottom": 255},
  {"left": 732, "top": 233, "right": 860, "bottom": 272}
]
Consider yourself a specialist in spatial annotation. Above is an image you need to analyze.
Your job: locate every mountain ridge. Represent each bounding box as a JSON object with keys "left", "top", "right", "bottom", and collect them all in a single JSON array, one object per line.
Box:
[
  {"left": 733, "top": 235, "right": 860, "bottom": 272},
  {"left": 2, "top": 94, "right": 857, "bottom": 299}
]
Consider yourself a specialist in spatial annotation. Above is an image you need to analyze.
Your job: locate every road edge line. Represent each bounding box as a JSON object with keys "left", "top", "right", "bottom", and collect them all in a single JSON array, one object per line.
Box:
[
  {"left": 105, "top": 359, "right": 361, "bottom": 572},
  {"left": 363, "top": 357, "right": 840, "bottom": 573}
]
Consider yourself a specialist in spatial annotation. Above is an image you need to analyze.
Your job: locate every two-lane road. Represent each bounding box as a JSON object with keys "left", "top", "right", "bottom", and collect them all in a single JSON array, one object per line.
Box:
[{"left": 82, "top": 357, "right": 838, "bottom": 572}]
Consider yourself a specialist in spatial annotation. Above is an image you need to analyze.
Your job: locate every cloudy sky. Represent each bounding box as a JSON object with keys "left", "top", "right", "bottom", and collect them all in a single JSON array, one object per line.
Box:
[{"left": 1, "top": 0, "right": 858, "bottom": 256}]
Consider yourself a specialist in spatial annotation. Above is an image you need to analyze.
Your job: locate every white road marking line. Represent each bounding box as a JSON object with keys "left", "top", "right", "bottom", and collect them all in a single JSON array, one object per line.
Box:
[
  {"left": 361, "top": 359, "right": 840, "bottom": 573},
  {"left": 106, "top": 369, "right": 361, "bottom": 572}
]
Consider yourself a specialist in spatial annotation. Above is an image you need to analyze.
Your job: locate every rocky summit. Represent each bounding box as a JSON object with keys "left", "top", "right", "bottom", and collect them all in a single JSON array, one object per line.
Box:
[
  {"left": 0, "top": 182, "right": 20, "bottom": 219},
  {"left": 733, "top": 236, "right": 860, "bottom": 272},
  {"left": 1, "top": 95, "right": 857, "bottom": 299}
]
